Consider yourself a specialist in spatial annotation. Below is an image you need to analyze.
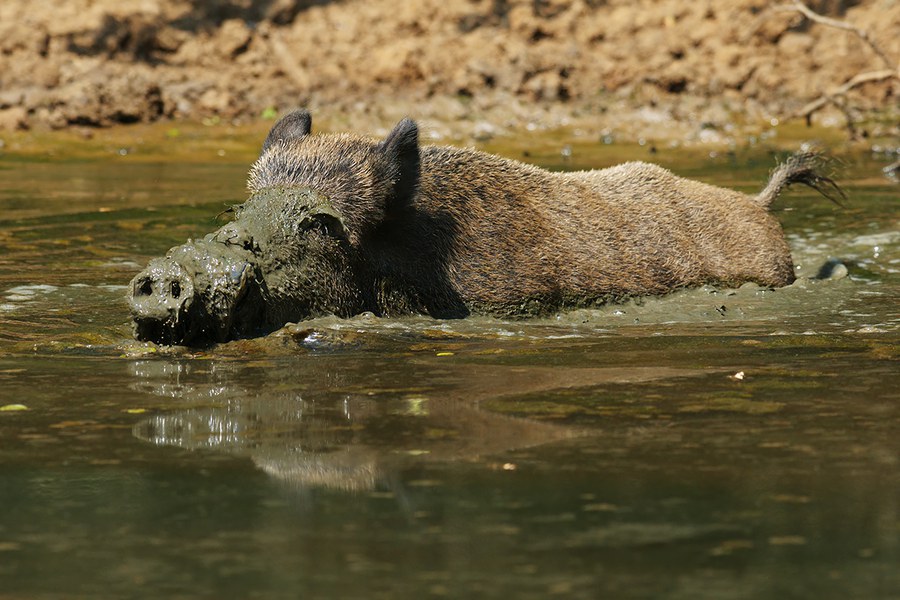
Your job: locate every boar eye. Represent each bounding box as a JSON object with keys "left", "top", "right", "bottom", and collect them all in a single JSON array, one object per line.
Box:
[
  {"left": 306, "top": 214, "right": 347, "bottom": 240},
  {"left": 310, "top": 220, "right": 331, "bottom": 236}
]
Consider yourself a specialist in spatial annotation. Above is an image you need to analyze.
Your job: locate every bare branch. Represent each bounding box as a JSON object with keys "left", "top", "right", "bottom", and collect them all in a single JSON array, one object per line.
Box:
[
  {"left": 793, "top": 68, "right": 898, "bottom": 122},
  {"left": 768, "top": 1, "right": 899, "bottom": 132},
  {"left": 883, "top": 159, "right": 900, "bottom": 179},
  {"left": 781, "top": 0, "right": 896, "bottom": 70}
]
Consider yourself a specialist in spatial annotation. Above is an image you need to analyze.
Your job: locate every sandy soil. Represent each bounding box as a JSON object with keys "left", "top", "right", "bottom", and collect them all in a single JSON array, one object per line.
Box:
[{"left": 0, "top": 0, "right": 897, "bottom": 142}]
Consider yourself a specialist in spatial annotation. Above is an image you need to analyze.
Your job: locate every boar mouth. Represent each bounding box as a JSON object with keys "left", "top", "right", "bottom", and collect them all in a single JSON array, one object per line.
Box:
[{"left": 133, "top": 312, "right": 203, "bottom": 347}]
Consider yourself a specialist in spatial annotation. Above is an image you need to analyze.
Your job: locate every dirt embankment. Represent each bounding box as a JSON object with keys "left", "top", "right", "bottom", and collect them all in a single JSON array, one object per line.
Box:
[{"left": 0, "top": 0, "right": 897, "bottom": 141}]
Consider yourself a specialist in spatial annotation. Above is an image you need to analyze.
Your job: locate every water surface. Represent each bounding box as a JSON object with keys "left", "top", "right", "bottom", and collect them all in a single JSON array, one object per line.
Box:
[{"left": 0, "top": 129, "right": 897, "bottom": 599}]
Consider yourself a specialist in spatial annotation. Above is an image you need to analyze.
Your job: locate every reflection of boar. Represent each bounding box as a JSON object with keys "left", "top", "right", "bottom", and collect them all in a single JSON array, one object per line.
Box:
[
  {"left": 130, "top": 358, "right": 704, "bottom": 492},
  {"left": 129, "top": 109, "right": 841, "bottom": 345}
]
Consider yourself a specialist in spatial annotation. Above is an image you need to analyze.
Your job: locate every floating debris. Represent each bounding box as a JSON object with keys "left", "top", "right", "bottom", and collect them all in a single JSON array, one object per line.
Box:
[{"left": 768, "top": 535, "right": 808, "bottom": 546}]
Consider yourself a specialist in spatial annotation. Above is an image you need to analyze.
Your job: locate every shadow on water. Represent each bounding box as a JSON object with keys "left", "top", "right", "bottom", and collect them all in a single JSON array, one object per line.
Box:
[{"left": 0, "top": 135, "right": 897, "bottom": 598}]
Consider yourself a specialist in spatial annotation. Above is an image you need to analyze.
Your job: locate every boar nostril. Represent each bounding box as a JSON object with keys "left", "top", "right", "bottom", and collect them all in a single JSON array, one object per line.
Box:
[
  {"left": 135, "top": 278, "right": 153, "bottom": 297},
  {"left": 171, "top": 281, "right": 181, "bottom": 299}
]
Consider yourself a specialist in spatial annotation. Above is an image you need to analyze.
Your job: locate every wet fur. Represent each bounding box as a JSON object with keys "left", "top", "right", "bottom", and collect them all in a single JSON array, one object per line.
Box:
[
  {"left": 130, "top": 110, "right": 841, "bottom": 345},
  {"left": 247, "top": 111, "right": 837, "bottom": 319}
]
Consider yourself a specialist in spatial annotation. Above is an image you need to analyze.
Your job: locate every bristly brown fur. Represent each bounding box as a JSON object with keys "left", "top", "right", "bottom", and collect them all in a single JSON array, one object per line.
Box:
[
  {"left": 244, "top": 111, "right": 843, "bottom": 316},
  {"left": 131, "top": 110, "right": 844, "bottom": 346}
]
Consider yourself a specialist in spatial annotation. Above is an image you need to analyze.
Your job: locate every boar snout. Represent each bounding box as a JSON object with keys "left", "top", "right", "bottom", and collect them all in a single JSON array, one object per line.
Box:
[
  {"left": 129, "top": 259, "right": 201, "bottom": 345},
  {"left": 129, "top": 236, "right": 267, "bottom": 346}
]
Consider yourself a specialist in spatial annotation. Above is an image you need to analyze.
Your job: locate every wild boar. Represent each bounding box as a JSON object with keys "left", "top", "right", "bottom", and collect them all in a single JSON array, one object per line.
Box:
[{"left": 128, "top": 109, "right": 841, "bottom": 345}]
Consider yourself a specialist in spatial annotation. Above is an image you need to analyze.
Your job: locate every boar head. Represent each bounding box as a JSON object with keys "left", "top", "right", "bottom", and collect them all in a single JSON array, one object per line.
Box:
[{"left": 128, "top": 110, "right": 420, "bottom": 345}]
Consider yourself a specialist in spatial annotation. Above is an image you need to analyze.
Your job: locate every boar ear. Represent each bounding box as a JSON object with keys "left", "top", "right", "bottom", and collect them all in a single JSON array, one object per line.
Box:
[
  {"left": 261, "top": 109, "right": 312, "bottom": 154},
  {"left": 378, "top": 118, "right": 420, "bottom": 213}
]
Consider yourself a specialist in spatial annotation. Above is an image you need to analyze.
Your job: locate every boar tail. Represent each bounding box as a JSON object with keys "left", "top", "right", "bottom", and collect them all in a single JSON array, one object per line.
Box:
[{"left": 755, "top": 151, "right": 845, "bottom": 208}]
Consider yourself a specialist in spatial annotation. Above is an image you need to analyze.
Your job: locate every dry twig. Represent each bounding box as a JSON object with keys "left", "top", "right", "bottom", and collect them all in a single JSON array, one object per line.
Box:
[
  {"left": 794, "top": 68, "right": 897, "bottom": 125},
  {"left": 780, "top": 0, "right": 894, "bottom": 69},
  {"left": 773, "top": 0, "right": 899, "bottom": 130}
]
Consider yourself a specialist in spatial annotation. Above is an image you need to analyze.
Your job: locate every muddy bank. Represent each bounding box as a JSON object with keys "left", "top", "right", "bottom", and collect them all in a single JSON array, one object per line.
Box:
[{"left": 0, "top": 0, "right": 897, "bottom": 143}]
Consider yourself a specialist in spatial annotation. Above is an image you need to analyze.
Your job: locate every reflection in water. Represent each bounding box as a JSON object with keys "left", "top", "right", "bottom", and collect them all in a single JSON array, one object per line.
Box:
[
  {"left": 113, "top": 343, "right": 899, "bottom": 599},
  {"left": 128, "top": 356, "right": 710, "bottom": 492}
]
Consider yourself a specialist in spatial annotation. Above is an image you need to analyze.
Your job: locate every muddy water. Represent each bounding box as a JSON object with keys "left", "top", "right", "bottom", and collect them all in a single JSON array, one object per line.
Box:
[{"left": 0, "top": 131, "right": 897, "bottom": 599}]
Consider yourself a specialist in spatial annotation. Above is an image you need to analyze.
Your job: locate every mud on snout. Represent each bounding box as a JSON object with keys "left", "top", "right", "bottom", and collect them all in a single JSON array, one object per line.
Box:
[{"left": 128, "top": 236, "right": 265, "bottom": 346}]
